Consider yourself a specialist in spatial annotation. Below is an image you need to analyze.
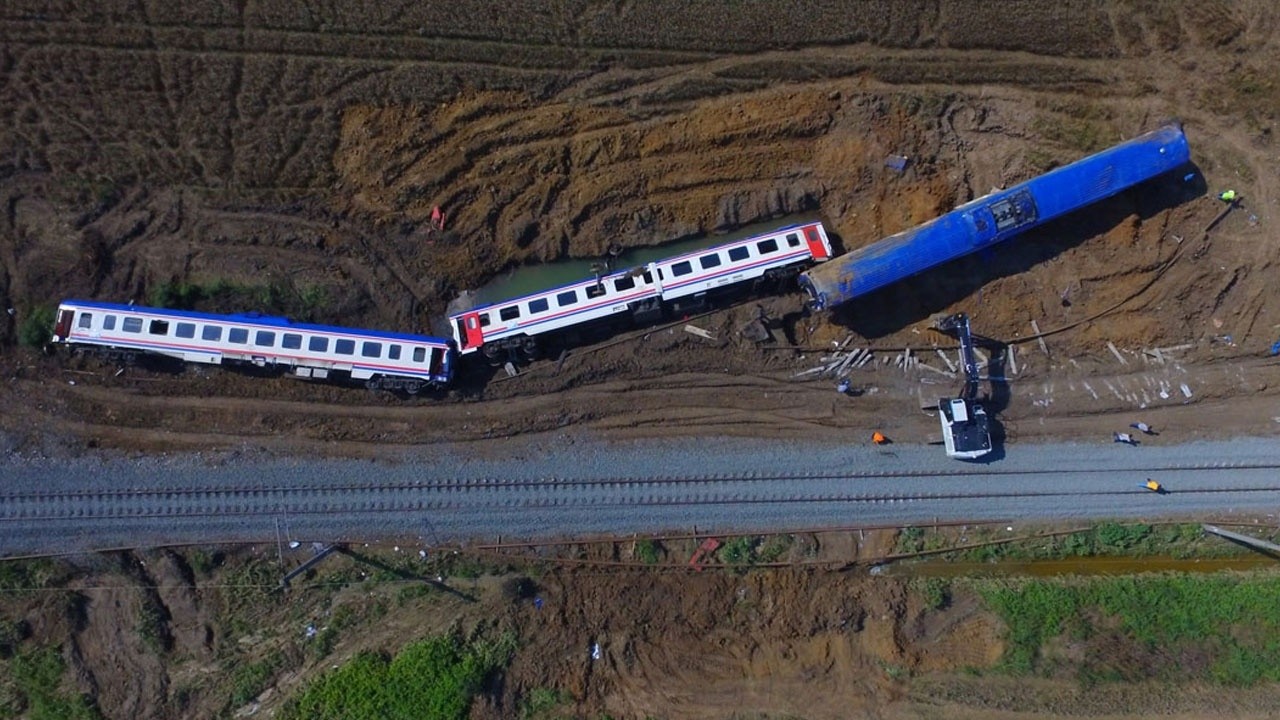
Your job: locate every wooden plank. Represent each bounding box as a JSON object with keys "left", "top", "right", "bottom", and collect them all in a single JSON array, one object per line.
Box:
[
  {"left": 1030, "top": 319, "right": 1049, "bottom": 356},
  {"left": 1107, "top": 341, "right": 1128, "bottom": 365}
]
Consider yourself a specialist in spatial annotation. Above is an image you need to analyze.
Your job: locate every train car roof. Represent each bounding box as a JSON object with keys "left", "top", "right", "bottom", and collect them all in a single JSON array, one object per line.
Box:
[
  {"left": 59, "top": 299, "right": 451, "bottom": 345},
  {"left": 451, "top": 220, "right": 824, "bottom": 317}
]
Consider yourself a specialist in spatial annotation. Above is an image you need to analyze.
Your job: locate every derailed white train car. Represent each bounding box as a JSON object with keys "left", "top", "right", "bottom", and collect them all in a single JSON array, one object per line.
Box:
[
  {"left": 51, "top": 300, "right": 454, "bottom": 392},
  {"left": 450, "top": 220, "right": 832, "bottom": 359}
]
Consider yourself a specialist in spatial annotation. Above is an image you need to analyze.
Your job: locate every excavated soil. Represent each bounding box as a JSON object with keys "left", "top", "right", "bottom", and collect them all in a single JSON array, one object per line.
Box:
[{"left": 3, "top": 1, "right": 1280, "bottom": 718}]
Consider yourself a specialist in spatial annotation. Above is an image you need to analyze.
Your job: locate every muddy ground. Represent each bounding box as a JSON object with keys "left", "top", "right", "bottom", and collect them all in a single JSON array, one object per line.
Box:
[{"left": 2, "top": 1, "right": 1280, "bottom": 718}]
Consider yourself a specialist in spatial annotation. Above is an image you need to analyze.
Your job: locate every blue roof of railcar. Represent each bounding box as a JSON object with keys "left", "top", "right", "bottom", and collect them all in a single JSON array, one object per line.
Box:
[
  {"left": 61, "top": 299, "right": 451, "bottom": 345},
  {"left": 800, "top": 124, "right": 1190, "bottom": 309}
]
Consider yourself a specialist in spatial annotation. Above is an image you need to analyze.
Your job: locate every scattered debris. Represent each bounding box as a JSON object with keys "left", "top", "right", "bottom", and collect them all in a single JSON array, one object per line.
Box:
[
  {"left": 1113, "top": 432, "right": 1137, "bottom": 446},
  {"left": 1180, "top": 383, "right": 1193, "bottom": 399},
  {"left": 684, "top": 324, "right": 716, "bottom": 340},
  {"left": 915, "top": 362, "right": 955, "bottom": 379},
  {"left": 504, "top": 361, "right": 519, "bottom": 378},
  {"left": 1030, "top": 320, "right": 1049, "bottom": 356},
  {"left": 884, "top": 154, "right": 909, "bottom": 172},
  {"left": 688, "top": 538, "right": 721, "bottom": 571},
  {"left": 936, "top": 348, "right": 957, "bottom": 373},
  {"left": 1007, "top": 345, "right": 1018, "bottom": 375},
  {"left": 1106, "top": 341, "right": 1128, "bottom": 365},
  {"left": 739, "top": 317, "right": 771, "bottom": 343}
]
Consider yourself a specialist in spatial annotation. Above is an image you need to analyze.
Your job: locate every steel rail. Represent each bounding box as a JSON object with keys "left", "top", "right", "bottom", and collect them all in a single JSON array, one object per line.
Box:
[
  {"left": 3, "top": 459, "right": 1279, "bottom": 503},
  {"left": 4, "top": 485, "right": 1280, "bottom": 522}
]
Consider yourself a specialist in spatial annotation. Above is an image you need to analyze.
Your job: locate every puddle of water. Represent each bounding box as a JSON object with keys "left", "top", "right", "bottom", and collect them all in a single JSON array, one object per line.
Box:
[
  {"left": 456, "top": 213, "right": 824, "bottom": 310},
  {"left": 883, "top": 555, "right": 1278, "bottom": 578}
]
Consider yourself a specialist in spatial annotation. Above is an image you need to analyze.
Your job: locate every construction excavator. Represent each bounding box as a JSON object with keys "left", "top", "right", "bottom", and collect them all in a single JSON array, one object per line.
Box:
[{"left": 933, "top": 313, "right": 993, "bottom": 460}]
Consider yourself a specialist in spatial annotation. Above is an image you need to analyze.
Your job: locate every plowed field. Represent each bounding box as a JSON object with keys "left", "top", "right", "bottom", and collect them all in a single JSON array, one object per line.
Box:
[{"left": 2, "top": 1, "right": 1280, "bottom": 718}]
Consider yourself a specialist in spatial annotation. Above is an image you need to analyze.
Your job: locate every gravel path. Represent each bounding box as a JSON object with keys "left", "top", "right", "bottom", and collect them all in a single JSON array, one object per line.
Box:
[{"left": 4, "top": 436, "right": 1280, "bottom": 556}]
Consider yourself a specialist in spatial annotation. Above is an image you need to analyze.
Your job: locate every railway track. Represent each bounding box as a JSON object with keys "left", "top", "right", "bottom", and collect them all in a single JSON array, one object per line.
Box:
[{"left": 6, "top": 462, "right": 1280, "bottom": 523}]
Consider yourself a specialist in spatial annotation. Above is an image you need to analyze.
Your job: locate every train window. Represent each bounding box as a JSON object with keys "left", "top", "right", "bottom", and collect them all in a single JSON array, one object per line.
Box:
[
  {"left": 175, "top": 322, "right": 195, "bottom": 338},
  {"left": 728, "top": 246, "right": 749, "bottom": 261},
  {"left": 78, "top": 313, "right": 93, "bottom": 329},
  {"left": 334, "top": 339, "right": 355, "bottom": 355},
  {"left": 202, "top": 325, "right": 222, "bottom": 341},
  {"left": 103, "top": 315, "right": 117, "bottom": 331},
  {"left": 528, "top": 298, "right": 549, "bottom": 314},
  {"left": 642, "top": 270, "right": 654, "bottom": 283},
  {"left": 149, "top": 320, "right": 169, "bottom": 335},
  {"left": 412, "top": 347, "right": 426, "bottom": 363},
  {"left": 556, "top": 291, "right": 578, "bottom": 307},
  {"left": 388, "top": 345, "right": 402, "bottom": 360},
  {"left": 756, "top": 238, "right": 779, "bottom": 254},
  {"left": 672, "top": 261, "right": 693, "bottom": 277},
  {"left": 255, "top": 330, "right": 275, "bottom": 346},
  {"left": 122, "top": 317, "right": 143, "bottom": 333},
  {"left": 614, "top": 276, "right": 636, "bottom": 291},
  {"left": 786, "top": 233, "right": 800, "bottom": 247},
  {"left": 282, "top": 333, "right": 302, "bottom": 349},
  {"left": 699, "top": 253, "right": 722, "bottom": 270},
  {"left": 361, "top": 341, "right": 381, "bottom": 358},
  {"left": 228, "top": 328, "right": 248, "bottom": 344},
  {"left": 586, "top": 283, "right": 605, "bottom": 299},
  {"left": 499, "top": 305, "right": 520, "bottom": 321},
  {"left": 478, "top": 313, "right": 491, "bottom": 327},
  {"left": 308, "top": 336, "right": 328, "bottom": 352}
]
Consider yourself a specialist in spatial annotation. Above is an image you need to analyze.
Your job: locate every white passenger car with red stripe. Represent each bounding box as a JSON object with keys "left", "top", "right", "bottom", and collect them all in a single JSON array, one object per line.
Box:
[
  {"left": 449, "top": 220, "right": 832, "bottom": 358},
  {"left": 51, "top": 300, "right": 454, "bottom": 392}
]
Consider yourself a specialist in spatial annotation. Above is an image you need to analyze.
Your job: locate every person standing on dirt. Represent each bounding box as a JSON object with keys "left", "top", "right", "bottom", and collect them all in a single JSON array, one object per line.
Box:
[{"left": 1219, "top": 189, "right": 1238, "bottom": 204}]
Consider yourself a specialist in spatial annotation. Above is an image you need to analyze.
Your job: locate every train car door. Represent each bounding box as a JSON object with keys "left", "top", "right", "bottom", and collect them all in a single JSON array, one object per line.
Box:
[
  {"left": 803, "top": 225, "right": 831, "bottom": 260},
  {"left": 54, "top": 309, "right": 74, "bottom": 340},
  {"left": 454, "top": 312, "right": 484, "bottom": 352}
]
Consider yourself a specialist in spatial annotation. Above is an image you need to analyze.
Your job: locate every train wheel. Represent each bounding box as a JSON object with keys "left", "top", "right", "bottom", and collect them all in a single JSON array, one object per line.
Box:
[
  {"left": 404, "top": 380, "right": 423, "bottom": 395},
  {"left": 521, "top": 336, "right": 539, "bottom": 360},
  {"left": 365, "top": 378, "right": 383, "bottom": 391}
]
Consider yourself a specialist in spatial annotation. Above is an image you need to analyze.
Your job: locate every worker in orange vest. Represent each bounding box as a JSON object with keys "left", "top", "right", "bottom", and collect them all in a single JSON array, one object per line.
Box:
[{"left": 872, "top": 431, "right": 888, "bottom": 445}]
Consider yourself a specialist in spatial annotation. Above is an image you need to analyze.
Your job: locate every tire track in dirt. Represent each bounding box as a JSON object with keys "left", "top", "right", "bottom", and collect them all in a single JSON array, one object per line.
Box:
[{"left": 0, "top": 18, "right": 696, "bottom": 72}]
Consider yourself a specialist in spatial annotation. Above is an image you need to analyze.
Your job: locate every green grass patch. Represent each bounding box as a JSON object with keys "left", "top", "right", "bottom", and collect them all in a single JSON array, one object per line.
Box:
[
  {"left": 227, "top": 651, "right": 286, "bottom": 709},
  {"left": 5, "top": 647, "right": 102, "bottom": 720},
  {"left": 520, "top": 687, "right": 571, "bottom": 719},
  {"left": 895, "top": 527, "right": 925, "bottom": 555},
  {"left": 147, "top": 279, "right": 330, "bottom": 322},
  {"left": 720, "top": 536, "right": 759, "bottom": 565},
  {"left": 910, "top": 577, "right": 952, "bottom": 611},
  {"left": 633, "top": 539, "right": 661, "bottom": 565},
  {"left": 943, "top": 523, "right": 1217, "bottom": 563},
  {"left": 0, "top": 560, "right": 61, "bottom": 597},
  {"left": 979, "top": 573, "right": 1280, "bottom": 684},
  {"left": 279, "top": 632, "right": 516, "bottom": 720},
  {"left": 17, "top": 306, "right": 57, "bottom": 350}
]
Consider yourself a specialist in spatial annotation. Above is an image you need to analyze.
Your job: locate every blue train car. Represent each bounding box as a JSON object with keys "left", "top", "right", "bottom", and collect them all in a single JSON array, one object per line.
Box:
[{"left": 799, "top": 124, "right": 1191, "bottom": 310}]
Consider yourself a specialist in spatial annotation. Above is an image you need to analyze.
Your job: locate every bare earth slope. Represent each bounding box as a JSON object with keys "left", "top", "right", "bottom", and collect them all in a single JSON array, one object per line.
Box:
[{"left": 3, "top": 3, "right": 1280, "bottom": 719}]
